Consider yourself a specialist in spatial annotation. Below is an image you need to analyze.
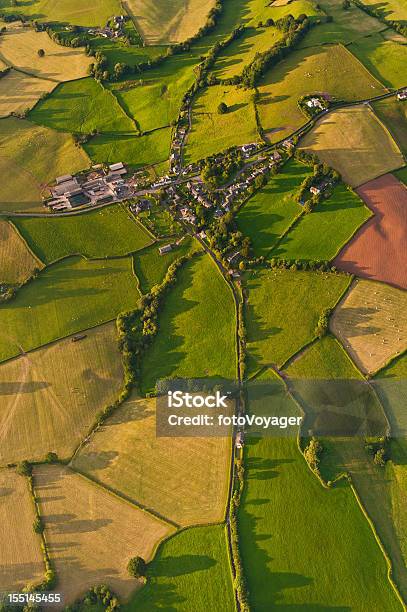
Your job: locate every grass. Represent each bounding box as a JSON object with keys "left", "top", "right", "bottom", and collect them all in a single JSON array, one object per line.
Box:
[
  {"left": 134, "top": 236, "right": 202, "bottom": 294},
  {"left": 140, "top": 253, "right": 236, "bottom": 393},
  {"left": 330, "top": 278, "right": 407, "bottom": 375},
  {"left": 0, "top": 322, "right": 124, "bottom": 464},
  {"left": 245, "top": 0, "right": 322, "bottom": 24},
  {"left": 84, "top": 127, "right": 171, "bottom": 168},
  {"left": 0, "top": 468, "right": 44, "bottom": 592},
  {"left": 0, "top": 117, "right": 89, "bottom": 213},
  {"left": 127, "top": 0, "right": 217, "bottom": 44},
  {"left": 0, "top": 69, "right": 56, "bottom": 118},
  {"left": 273, "top": 182, "right": 372, "bottom": 261},
  {"left": 235, "top": 159, "right": 309, "bottom": 257},
  {"left": 348, "top": 32, "right": 407, "bottom": 89},
  {"left": 300, "top": 105, "right": 405, "bottom": 187},
  {"left": 361, "top": 0, "right": 407, "bottom": 20},
  {"left": 34, "top": 464, "right": 173, "bottom": 605},
  {"left": 244, "top": 268, "right": 350, "bottom": 373},
  {"left": 0, "top": 0, "right": 122, "bottom": 27},
  {"left": 395, "top": 166, "right": 407, "bottom": 186},
  {"left": 239, "top": 372, "right": 402, "bottom": 610},
  {"left": 72, "top": 395, "right": 232, "bottom": 526},
  {"left": 124, "top": 525, "right": 235, "bottom": 611},
  {"left": 185, "top": 84, "right": 260, "bottom": 164},
  {"left": 0, "top": 255, "right": 139, "bottom": 363},
  {"left": 0, "top": 220, "right": 44, "bottom": 284},
  {"left": 29, "top": 77, "right": 136, "bottom": 135},
  {"left": 14, "top": 205, "right": 153, "bottom": 264},
  {"left": 0, "top": 25, "right": 91, "bottom": 81},
  {"left": 257, "top": 43, "right": 385, "bottom": 144},
  {"left": 373, "top": 96, "right": 407, "bottom": 156}
]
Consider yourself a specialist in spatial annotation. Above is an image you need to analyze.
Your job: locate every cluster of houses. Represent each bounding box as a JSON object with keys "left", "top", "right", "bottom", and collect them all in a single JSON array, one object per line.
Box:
[
  {"left": 170, "top": 121, "right": 188, "bottom": 174},
  {"left": 309, "top": 176, "right": 334, "bottom": 197},
  {"left": 88, "top": 15, "right": 126, "bottom": 39},
  {"left": 46, "top": 162, "right": 130, "bottom": 211}
]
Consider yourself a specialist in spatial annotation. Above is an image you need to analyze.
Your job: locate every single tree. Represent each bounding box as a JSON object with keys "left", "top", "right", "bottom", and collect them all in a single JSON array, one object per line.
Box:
[
  {"left": 218, "top": 102, "right": 228, "bottom": 114},
  {"left": 127, "top": 556, "right": 146, "bottom": 578},
  {"left": 37, "top": 48, "right": 45, "bottom": 57}
]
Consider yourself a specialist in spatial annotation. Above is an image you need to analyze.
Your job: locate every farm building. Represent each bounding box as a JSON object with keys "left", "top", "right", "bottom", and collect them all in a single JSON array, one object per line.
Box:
[{"left": 159, "top": 244, "right": 172, "bottom": 255}]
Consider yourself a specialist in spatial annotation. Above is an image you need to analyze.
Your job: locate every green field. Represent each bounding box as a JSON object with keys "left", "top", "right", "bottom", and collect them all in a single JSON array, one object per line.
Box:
[
  {"left": 273, "top": 182, "right": 372, "bottom": 261},
  {"left": 185, "top": 84, "right": 259, "bottom": 163},
  {"left": 125, "top": 525, "right": 235, "bottom": 611},
  {"left": 134, "top": 236, "right": 201, "bottom": 294},
  {"left": 14, "top": 205, "right": 153, "bottom": 264},
  {"left": 348, "top": 32, "right": 407, "bottom": 89},
  {"left": 0, "top": 322, "right": 124, "bottom": 464},
  {"left": 300, "top": 105, "right": 405, "bottom": 187},
  {"left": 0, "top": 0, "right": 122, "bottom": 27},
  {"left": 240, "top": 373, "right": 402, "bottom": 610},
  {"left": 236, "top": 159, "right": 309, "bottom": 257},
  {"left": 395, "top": 166, "right": 407, "bottom": 186},
  {"left": 0, "top": 117, "right": 89, "bottom": 213},
  {"left": 362, "top": 0, "right": 407, "bottom": 20},
  {"left": 245, "top": 268, "right": 350, "bottom": 373},
  {"left": 0, "top": 256, "right": 139, "bottom": 362},
  {"left": 140, "top": 253, "right": 236, "bottom": 393},
  {"left": 246, "top": 0, "right": 322, "bottom": 24},
  {"left": 29, "top": 77, "right": 135, "bottom": 135},
  {"left": 72, "top": 395, "right": 231, "bottom": 526},
  {"left": 257, "top": 43, "right": 385, "bottom": 143},
  {"left": 373, "top": 96, "right": 407, "bottom": 156}
]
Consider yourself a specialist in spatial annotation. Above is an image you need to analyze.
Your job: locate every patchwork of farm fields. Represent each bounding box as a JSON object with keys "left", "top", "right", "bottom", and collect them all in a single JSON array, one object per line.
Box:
[
  {"left": 0, "top": 220, "right": 43, "bottom": 284},
  {"left": 300, "top": 105, "right": 404, "bottom": 187},
  {"left": 0, "top": 323, "right": 124, "bottom": 464}
]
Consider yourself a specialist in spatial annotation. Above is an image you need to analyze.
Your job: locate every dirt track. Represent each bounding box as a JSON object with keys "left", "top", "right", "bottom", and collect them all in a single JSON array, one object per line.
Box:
[{"left": 334, "top": 174, "right": 407, "bottom": 289}]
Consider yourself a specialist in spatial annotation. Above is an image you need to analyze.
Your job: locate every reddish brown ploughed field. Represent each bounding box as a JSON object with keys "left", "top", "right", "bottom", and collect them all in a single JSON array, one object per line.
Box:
[{"left": 334, "top": 174, "right": 407, "bottom": 290}]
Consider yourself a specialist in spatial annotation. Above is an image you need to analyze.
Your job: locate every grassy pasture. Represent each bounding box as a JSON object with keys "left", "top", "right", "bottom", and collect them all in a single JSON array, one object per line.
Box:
[
  {"left": 348, "top": 32, "right": 407, "bottom": 89},
  {"left": 128, "top": 0, "right": 216, "bottom": 44},
  {"left": 373, "top": 96, "right": 407, "bottom": 156},
  {"left": 0, "top": 69, "right": 56, "bottom": 118},
  {"left": 134, "top": 236, "right": 201, "bottom": 294},
  {"left": 34, "top": 464, "right": 173, "bottom": 604},
  {"left": 330, "top": 279, "right": 407, "bottom": 375},
  {"left": 246, "top": 0, "right": 322, "bottom": 24},
  {"left": 300, "top": 106, "right": 404, "bottom": 187},
  {"left": 274, "top": 182, "right": 371, "bottom": 261},
  {"left": 29, "top": 77, "right": 135, "bottom": 135},
  {"left": 257, "top": 44, "right": 384, "bottom": 143},
  {"left": 395, "top": 166, "right": 407, "bottom": 186},
  {"left": 125, "top": 525, "right": 235, "bottom": 611},
  {"left": 0, "top": 323, "right": 124, "bottom": 464},
  {"left": 85, "top": 127, "right": 171, "bottom": 168},
  {"left": 185, "top": 85, "right": 259, "bottom": 163},
  {"left": 0, "top": 26, "right": 91, "bottom": 81},
  {"left": 14, "top": 205, "right": 153, "bottom": 264},
  {"left": 72, "top": 395, "right": 231, "bottom": 527},
  {"left": 0, "top": 0, "right": 122, "bottom": 27},
  {"left": 240, "top": 373, "right": 401, "bottom": 610},
  {"left": 0, "top": 469, "right": 44, "bottom": 593},
  {"left": 0, "top": 256, "right": 139, "bottom": 363},
  {"left": 235, "top": 159, "right": 308, "bottom": 257},
  {"left": 0, "top": 117, "right": 89, "bottom": 213},
  {"left": 244, "top": 268, "right": 350, "bottom": 373},
  {"left": 140, "top": 253, "right": 236, "bottom": 393},
  {"left": 0, "top": 220, "right": 44, "bottom": 284}
]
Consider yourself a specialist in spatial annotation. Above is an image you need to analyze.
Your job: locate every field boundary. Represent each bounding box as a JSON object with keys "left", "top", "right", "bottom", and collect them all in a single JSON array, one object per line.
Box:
[
  {"left": 7, "top": 218, "right": 46, "bottom": 268},
  {"left": 370, "top": 103, "right": 407, "bottom": 166}
]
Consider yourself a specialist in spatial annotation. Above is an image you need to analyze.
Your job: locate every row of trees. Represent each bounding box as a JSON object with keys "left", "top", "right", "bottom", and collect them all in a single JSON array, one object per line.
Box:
[{"left": 352, "top": 0, "right": 407, "bottom": 36}]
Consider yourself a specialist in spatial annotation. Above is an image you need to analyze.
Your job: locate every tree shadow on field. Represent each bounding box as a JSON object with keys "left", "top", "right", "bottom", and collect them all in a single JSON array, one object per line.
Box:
[
  {"left": 149, "top": 554, "right": 216, "bottom": 578},
  {"left": 73, "top": 450, "right": 118, "bottom": 470},
  {"left": 0, "top": 381, "right": 49, "bottom": 394},
  {"left": 44, "top": 512, "right": 112, "bottom": 534},
  {"left": 332, "top": 306, "right": 380, "bottom": 337}
]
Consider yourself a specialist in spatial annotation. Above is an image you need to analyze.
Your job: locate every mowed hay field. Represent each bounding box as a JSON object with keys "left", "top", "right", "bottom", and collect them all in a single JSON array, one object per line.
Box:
[
  {"left": 0, "top": 323, "right": 123, "bottom": 464},
  {"left": 0, "top": 0, "right": 121, "bottom": 27},
  {"left": 73, "top": 396, "right": 231, "bottom": 527},
  {"left": 140, "top": 253, "right": 236, "bottom": 394},
  {"left": 239, "top": 374, "right": 401, "bottom": 611},
  {"left": 185, "top": 85, "right": 259, "bottom": 164},
  {"left": 14, "top": 205, "right": 153, "bottom": 264},
  {"left": 34, "top": 465, "right": 173, "bottom": 604},
  {"left": 126, "top": 525, "right": 235, "bottom": 611},
  {"left": 300, "top": 106, "right": 404, "bottom": 187},
  {"left": 0, "top": 220, "right": 44, "bottom": 284},
  {"left": 0, "top": 469, "right": 44, "bottom": 592},
  {"left": 274, "top": 182, "right": 371, "bottom": 261},
  {"left": 128, "top": 0, "right": 216, "bottom": 44},
  {"left": 348, "top": 33, "right": 407, "bottom": 89},
  {"left": 0, "top": 69, "right": 56, "bottom": 118},
  {"left": 373, "top": 96, "right": 407, "bottom": 156},
  {"left": 330, "top": 279, "right": 407, "bottom": 375},
  {"left": 0, "top": 26, "right": 91, "bottom": 81},
  {"left": 0, "top": 256, "right": 139, "bottom": 362},
  {"left": 0, "top": 117, "right": 89, "bottom": 213},
  {"left": 334, "top": 174, "right": 407, "bottom": 289},
  {"left": 244, "top": 268, "right": 350, "bottom": 373},
  {"left": 257, "top": 44, "right": 385, "bottom": 143},
  {"left": 235, "top": 159, "right": 308, "bottom": 257}
]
